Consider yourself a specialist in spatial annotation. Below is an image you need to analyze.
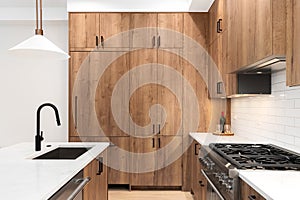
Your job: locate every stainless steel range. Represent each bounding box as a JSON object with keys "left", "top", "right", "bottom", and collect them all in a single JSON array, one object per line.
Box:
[{"left": 199, "top": 143, "right": 300, "bottom": 200}]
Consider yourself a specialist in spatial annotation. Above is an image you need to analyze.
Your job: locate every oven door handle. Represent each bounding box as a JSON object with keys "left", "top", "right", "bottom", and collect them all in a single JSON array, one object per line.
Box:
[{"left": 201, "top": 169, "right": 225, "bottom": 200}]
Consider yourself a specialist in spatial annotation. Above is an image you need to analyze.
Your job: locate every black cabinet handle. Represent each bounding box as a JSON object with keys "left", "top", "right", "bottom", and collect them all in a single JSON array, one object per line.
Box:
[
  {"left": 100, "top": 36, "right": 104, "bottom": 48},
  {"left": 96, "top": 36, "right": 99, "bottom": 47},
  {"left": 152, "top": 36, "right": 156, "bottom": 48},
  {"left": 157, "top": 36, "right": 161, "bottom": 48},
  {"left": 199, "top": 180, "right": 205, "bottom": 187},
  {"left": 158, "top": 124, "right": 161, "bottom": 135},
  {"left": 153, "top": 124, "right": 155, "bottom": 134},
  {"left": 248, "top": 195, "right": 257, "bottom": 200},
  {"left": 217, "top": 82, "right": 223, "bottom": 94},
  {"left": 194, "top": 143, "right": 200, "bottom": 155},
  {"left": 152, "top": 138, "right": 155, "bottom": 148},
  {"left": 74, "top": 96, "right": 78, "bottom": 129},
  {"left": 158, "top": 138, "right": 161, "bottom": 148},
  {"left": 96, "top": 157, "right": 103, "bottom": 175},
  {"left": 217, "top": 19, "right": 223, "bottom": 33}
]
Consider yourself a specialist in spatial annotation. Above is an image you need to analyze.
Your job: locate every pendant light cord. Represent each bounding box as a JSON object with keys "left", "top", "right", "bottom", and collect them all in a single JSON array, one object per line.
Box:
[{"left": 35, "top": 0, "right": 43, "bottom": 35}]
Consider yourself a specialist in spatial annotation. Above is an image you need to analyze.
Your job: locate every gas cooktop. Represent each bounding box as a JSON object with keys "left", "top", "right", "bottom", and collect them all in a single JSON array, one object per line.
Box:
[{"left": 209, "top": 143, "right": 300, "bottom": 170}]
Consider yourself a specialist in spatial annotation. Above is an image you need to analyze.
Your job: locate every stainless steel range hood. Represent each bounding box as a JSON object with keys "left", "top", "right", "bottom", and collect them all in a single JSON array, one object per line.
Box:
[{"left": 232, "top": 55, "right": 286, "bottom": 74}]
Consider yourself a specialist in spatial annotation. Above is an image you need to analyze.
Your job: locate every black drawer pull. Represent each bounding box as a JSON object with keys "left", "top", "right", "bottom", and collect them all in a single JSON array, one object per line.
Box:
[
  {"left": 96, "top": 36, "right": 99, "bottom": 47},
  {"left": 217, "top": 19, "right": 223, "bottom": 33},
  {"left": 199, "top": 180, "right": 205, "bottom": 187},
  {"left": 152, "top": 138, "right": 155, "bottom": 148},
  {"left": 100, "top": 36, "right": 104, "bottom": 48},
  {"left": 248, "top": 195, "right": 257, "bottom": 200},
  {"left": 194, "top": 143, "right": 200, "bottom": 155},
  {"left": 96, "top": 157, "right": 103, "bottom": 175},
  {"left": 158, "top": 138, "right": 161, "bottom": 148}
]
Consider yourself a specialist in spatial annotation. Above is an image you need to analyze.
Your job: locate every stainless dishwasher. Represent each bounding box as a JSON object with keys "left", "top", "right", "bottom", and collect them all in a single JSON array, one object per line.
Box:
[{"left": 49, "top": 170, "right": 90, "bottom": 200}]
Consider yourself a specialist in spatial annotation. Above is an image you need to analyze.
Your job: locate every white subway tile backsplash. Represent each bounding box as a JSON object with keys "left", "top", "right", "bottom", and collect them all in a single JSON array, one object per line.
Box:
[
  {"left": 295, "top": 99, "right": 300, "bottom": 108},
  {"left": 232, "top": 70, "right": 300, "bottom": 149},
  {"left": 285, "top": 126, "right": 300, "bottom": 137}
]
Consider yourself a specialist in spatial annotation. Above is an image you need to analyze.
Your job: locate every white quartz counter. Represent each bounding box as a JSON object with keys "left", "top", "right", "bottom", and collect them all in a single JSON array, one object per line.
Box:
[
  {"left": 239, "top": 170, "right": 300, "bottom": 200},
  {"left": 189, "top": 132, "right": 260, "bottom": 146},
  {"left": 0, "top": 142, "right": 109, "bottom": 200},
  {"left": 190, "top": 132, "right": 300, "bottom": 200}
]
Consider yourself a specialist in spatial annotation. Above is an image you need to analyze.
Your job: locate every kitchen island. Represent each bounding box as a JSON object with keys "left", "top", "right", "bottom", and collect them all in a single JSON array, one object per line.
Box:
[
  {"left": 190, "top": 132, "right": 300, "bottom": 200},
  {"left": 0, "top": 142, "right": 109, "bottom": 200}
]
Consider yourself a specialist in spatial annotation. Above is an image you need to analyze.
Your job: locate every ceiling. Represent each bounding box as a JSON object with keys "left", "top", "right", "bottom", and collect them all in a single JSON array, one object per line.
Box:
[
  {"left": 0, "top": 0, "right": 67, "bottom": 7},
  {"left": 0, "top": 0, "right": 214, "bottom": 12}
]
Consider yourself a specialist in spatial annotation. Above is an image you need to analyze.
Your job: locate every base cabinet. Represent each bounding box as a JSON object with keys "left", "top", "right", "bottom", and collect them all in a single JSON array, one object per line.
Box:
[
  {"left": 240, "top": 179, "right": 266, "bottom": 200},
  {"left": 83, "top": 154, "right": 108, "bottom": 200},
  {"left": 191, "top": 140, "right": 207, "bottom": 200}
]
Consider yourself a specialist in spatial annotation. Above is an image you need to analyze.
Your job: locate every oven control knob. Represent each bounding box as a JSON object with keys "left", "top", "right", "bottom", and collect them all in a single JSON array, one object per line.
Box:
[{"left": 225, "top": 183, "right": 232, "bottom": 190}]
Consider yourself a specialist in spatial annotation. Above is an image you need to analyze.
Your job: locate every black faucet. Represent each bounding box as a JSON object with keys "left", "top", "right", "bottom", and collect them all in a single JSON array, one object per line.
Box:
[{"left": 35, "top": 103, "right": 61, "bottom": 151}]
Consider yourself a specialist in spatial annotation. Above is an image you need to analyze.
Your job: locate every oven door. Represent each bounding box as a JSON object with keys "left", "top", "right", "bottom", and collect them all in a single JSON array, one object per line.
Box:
[{"left": 201, "top": 169, "right": 225, "bottom": 200}]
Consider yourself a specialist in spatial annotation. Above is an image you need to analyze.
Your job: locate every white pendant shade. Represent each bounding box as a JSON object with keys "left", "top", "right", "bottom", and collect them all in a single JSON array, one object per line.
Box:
[{"left": 9, "top": 35, "right": 70, "bottom": 60}]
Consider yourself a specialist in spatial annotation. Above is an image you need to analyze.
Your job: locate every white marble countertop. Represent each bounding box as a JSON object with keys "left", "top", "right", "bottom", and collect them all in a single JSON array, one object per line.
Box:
[
  {"left": 189, "top": 132, "right": 260, "bottom": 146},
  {"left": 190, "top": 132, "right": 300, "bottom": 200},
  {"left": 0, "top": 142, "right": 109, "bottom": 200}
]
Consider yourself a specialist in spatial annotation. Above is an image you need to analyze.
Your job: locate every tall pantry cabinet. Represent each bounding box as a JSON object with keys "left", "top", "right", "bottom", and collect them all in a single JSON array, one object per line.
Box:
[{"left": 68, "top": 12, "right": 211, "bottom": 188}]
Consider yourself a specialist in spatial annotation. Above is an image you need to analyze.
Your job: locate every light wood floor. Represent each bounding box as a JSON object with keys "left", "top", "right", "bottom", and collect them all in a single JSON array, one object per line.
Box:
[{"left": 108, "top": 190, "right": 194, "bottom": 200}]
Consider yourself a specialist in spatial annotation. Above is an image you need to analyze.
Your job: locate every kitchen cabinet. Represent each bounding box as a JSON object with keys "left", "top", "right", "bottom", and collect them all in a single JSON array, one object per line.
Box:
[
  {"left": 191, "top": 140, "right": 206, "bottom": 200},
  {"left": 70, "top": 136, "right": 130, "bottom": 185},
  {"left": 69, "top": 13, "right": 130, "bottom": 51},
  {"left": 226, "top": 0, "right": 287, "bottom": 72},
  {"left": 240, "top": 179, "right": 266, "bottom": 200},
  {"left": 287, "top": 0, "right": 300, "bottom": 86},
  {"left": 69, "top": 13, "right": 100, "bottom": 51},
  {"left": 130, "top": 136, "right": 182, "bottom": 187},
  {"left": 129, "top": 48, "right": 183, "bottom": 137},
  {"left": 208, "top": 0, "right": 237, "bottom": 97},
  {"left": 130, "top": 13, "right": 183, "bottom": 48},
  {"left": 83, "top": 153, "right": 108, "bottom": 200},
  {"left": 208, "top": 0, "right": 225, "bottom": 45},
  {"left": 69, "top": 51, "right": 130, "bottom": 137},
  {"left": 69, "top": 12, "right": 210, "bottom": 190}
]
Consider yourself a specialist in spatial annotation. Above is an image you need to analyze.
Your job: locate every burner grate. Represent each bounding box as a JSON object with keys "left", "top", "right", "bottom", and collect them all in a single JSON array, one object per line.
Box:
[{"left": 209, "top": 143, "right": 300, "bottom": 170}]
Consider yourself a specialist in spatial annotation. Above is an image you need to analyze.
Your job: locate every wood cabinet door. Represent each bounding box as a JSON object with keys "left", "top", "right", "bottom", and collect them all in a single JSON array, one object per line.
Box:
[
  {"left": 157, "top": 49, "right": 183, "bottom": 136},
  {"left": 99, "top": 13, "right": 130, "bottom": 48},
  {"left": 129, "top": 49, "right": 158, "bottom": 137},
  {"left": 208, "top": 35, "right": 224, "bottom": 98},
  {"left": 237, "top": 0, "right": 256, "bottom": 68},
  {"left": 83, "top": 154, "right": 108, "bottom": 200},
  {"left": 241, "top": 179, "right": 266, "bottom": 200},
  {"left": 93, "top": 51, "right": 130, "bottom": 137},
  {"left": 130, "top": 137, "right": 157, "bottom": 186},
  {"left": 69, "top": 52, "right": 90, "bottom": 137},
  {"left": 254, "top": 0, "right": 272, "bottom": 61},
  {"left": 155, "top": 136, "right": 182, "bottom": 186},
  {"left": 287, "top": 0, "right": 300, "bottom": 86},
  {"left": 130, "top": 13, "right": 158, "bottom": 48},
  {"left": 157, "top": 13, "right": 183, "bottom": 49},
  {"left": 107, "top": 137, "right": 130, "bottom": 185},
  {"left": 208, "top": 0, "right": 225, "bottom": 45},
  {"left": 69, "top": 13, "right": 100, "bottom": 50}
]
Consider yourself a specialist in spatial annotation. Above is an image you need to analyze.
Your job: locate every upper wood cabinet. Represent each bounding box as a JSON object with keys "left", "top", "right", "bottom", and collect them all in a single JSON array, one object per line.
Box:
[
  {"left": 208, "top": 0, "right": 225, "bottom": 45},
  {"left": 69, "top": 13, "right": 130, "bottom": 51},
  {"left": 287, "top": 0, "right": 300, "bottom": 86},
  {"left": 69, "top": 13, "right": 100, "bottom": 50},
  {"left": 130, "top": 13, "right": 183, "bottom": 48},
  {"left": 226, "top": 0, "right": 287, "bottom": 72}
]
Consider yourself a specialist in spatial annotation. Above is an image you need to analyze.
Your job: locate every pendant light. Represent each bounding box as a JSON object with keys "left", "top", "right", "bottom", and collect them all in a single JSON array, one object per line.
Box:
[{"left": 8, "top": 0, "right": 70, "bottom": 60}]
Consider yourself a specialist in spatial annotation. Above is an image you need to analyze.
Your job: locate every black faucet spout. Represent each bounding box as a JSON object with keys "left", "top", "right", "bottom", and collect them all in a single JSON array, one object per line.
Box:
[{"left": 35, "top": 103, "right": 61, "bottom": 151}]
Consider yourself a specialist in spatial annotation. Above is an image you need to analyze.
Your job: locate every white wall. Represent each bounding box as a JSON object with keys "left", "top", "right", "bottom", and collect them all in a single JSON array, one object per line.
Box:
[
  {"left": 232, "top": 69, "right": 300, "bottom": 151},
  {"left": 0, "top": 20, "right": 68, "bottom": 147}
]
